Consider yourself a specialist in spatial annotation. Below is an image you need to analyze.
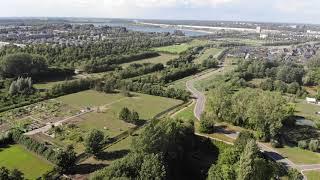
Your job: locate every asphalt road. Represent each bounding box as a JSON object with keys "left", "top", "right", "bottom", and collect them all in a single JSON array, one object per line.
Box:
[{"left": 186, "top": 67, "right": 320, "bottom": 179}]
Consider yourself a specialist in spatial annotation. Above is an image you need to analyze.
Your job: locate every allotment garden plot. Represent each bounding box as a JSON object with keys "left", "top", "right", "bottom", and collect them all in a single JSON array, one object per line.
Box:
[{"left": 28, "top": 90, "right": 183, "bottom": 153}]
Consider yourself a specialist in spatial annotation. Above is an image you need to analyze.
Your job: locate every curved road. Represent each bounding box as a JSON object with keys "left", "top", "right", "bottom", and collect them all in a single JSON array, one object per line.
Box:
[{"left": 186, "top": 67, "right": 320, "bottom": 179}]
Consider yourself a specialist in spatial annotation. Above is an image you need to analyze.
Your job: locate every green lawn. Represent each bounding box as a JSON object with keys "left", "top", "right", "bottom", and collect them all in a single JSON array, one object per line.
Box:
[
  {"left": 34, "top": 80, "right": 65, "bottom": 90},
  {"left": 121, "top": 53, "right": 178, "bottom": 67},
  {"left": 51, "top": 90, "right": 183, "bottom": 153},
  {"left": 276, "top": 146, "right": 320, "bottom": 164},
  {"left": 304, "top": 170, "right": 320, "bottom": 180},
  {"left": 174, "top": 102, "right": 196, "bottom": 121},
  {"left": 56, "top": 90, "right": 125, "bottom": 109},
  {"left": 0, "top": 145, "right": 53, "bottom": 179},
  {"left": 153, "top": 40, "right": 210, "bottom": 54},
  {"left": 194, "top": 48, "right": 224, "bottom": 64},
  {"left": 295, "top": 99, "right": 320, "bottom": 122}
]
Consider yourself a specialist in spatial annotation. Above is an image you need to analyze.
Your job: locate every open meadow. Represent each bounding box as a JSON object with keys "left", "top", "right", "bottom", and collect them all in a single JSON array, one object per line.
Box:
[
  {"left": 121, "top": 53, "right": 178, "bottom": 67},
  {"left": 0, "top": 144, "right": 53, "bottom": 179},
  {"left": 194, "top": 48, "right": 225, "bottom": 64},
  {"left": 153, "top": 40, "right": 211, "bottom": 54}
]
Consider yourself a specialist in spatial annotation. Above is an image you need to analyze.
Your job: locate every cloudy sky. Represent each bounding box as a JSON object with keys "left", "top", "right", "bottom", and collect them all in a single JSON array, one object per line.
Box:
[{"left": 1, "top": 0, "right": 319, "bottom": 24}]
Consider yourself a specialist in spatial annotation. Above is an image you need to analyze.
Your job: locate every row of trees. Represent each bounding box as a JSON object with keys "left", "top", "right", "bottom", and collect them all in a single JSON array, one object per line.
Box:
[
  {"left": 0, "top": 35, "right": 187, "bottom": 67},
  {"left": 117, "top": 63, "right": 164, "bottom": 79},
  {"left": 236, "top": 60, "right": 305, "bottom": 85},
  {"left": 82, "top": 51, "right": 160, "bottom": 73}
]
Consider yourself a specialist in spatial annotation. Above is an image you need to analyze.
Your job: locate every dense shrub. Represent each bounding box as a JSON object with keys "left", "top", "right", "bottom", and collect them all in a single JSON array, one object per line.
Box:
[
  {"left": 308, "top": 139, "right": 319, "bottom": 152},
  {"left": 298, "top": 140, "right": 308, "bottom": 149}
]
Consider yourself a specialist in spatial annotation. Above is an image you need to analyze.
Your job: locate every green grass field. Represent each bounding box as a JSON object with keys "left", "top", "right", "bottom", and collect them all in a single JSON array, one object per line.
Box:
[
  {"left": 153, "top": 40, "right": 210, "bottom": 54},
  {"left": 56, "top": 90, "right": 126, "bottom": 109},
  {"left": 194, "top": 48, "right": 224, "bottom": 64},
  {"left": 276, "top": 146, "right": 320, "bottom": 164},
  {"left": 174, "top": 102, "right": 196, "bottom": 121},
  {"left": 52, "top": 90, "right": 183, "bottom": 153},
  {"left": 0, "top": 145, "right": 53, "bottom": 179},
  {"left": 305, "top": 170, "right": 320, "bottom": 180},
  {"left": 295, "top": 99, "right": 320, "bottom": 122},
  {"left": 121, "top": 53, "right": 178, "bottom": 67}
]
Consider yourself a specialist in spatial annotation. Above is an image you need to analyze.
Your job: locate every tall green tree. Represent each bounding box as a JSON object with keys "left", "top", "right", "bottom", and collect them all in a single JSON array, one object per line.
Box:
[{"left": 85, "top": 129, "right": 105, "bottom": 156}]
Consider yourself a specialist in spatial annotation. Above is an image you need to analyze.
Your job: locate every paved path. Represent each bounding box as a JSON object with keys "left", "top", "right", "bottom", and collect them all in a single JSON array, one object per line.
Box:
[
  {"left": 24, "top": 110, "right": 93, "bottom": 135},
  {"left": 186, "top": 66, "right": 320, "bottom": 179},
  {"left": 186, "top": 68, "right": 224, "bottom": 120}
]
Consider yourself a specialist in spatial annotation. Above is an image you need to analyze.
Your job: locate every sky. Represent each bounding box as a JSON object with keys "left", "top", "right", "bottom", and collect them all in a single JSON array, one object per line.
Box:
[{"left": 1, "top": 0, "right": 319, "bottom": 24}]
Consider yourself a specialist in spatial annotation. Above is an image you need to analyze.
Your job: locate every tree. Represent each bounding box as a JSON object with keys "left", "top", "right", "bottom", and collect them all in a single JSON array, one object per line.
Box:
[
  {"left": 0, "top": 167, "right": 24, "bottom": 180},
  {"left": 309, "top": 140, "right": 319, "bottom": 152},
  {"left": 237, "top": 140, "right": 260, "bottom": 180},
  {"left": 0, "top": 53, "right": 47, "bottom": 78},
  {"left": 56, "top": 145, "right": 77, "bottom": 172},
  {"left": 139, "top": 153, "right": 166, "bottom": 180},
  {"left": 260, "top": 78, "right": 273, "bottom": 91},
  {"left": 288, "top": 169, "right": 303, "bottom": 180},
  {"left": 199, "top": 114, "right": 215, "bottom": 133},
  {"left": 130, "top": 111, "right": 140, "bottom": 124},
  {"left": 234, "top": 131, "right": 255, "bottom": 152},
  {"left": 85, "top": 129, "right": 105, "bottom": 155},
  {"left": 9, "top": 169, "right": 24, "bottom": 180},
  {"left": 119, "top": 107, "right": 131, "bottom": 122},
  {"left": 0, "top": 167, "right": 9, "bottom": 180}
]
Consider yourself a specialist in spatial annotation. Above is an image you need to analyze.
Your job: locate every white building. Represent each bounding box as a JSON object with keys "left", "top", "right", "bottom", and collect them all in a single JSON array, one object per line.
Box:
[{"left": 306, "top": 97, "right": 317, "bottom": 104}]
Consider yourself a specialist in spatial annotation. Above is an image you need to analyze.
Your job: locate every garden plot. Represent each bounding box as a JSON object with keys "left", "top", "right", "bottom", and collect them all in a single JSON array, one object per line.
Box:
[{"left": 29, "top": 90, "right": 183, "bottom": 154}]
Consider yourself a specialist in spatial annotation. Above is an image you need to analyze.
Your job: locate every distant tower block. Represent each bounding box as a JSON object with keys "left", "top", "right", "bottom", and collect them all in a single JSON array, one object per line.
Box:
[{"left": 256, "top": 26, "right": 261, "bottom": 33}]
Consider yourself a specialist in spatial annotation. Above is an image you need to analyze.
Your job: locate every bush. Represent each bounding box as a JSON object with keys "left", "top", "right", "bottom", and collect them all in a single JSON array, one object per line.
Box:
[
  {"left": 308, "top": 139, "right": 319, "bottom": 152},
  {"left": 298, "top": 140, "right": 308, "bottom": 149},
  {"left": 270, "top": 139, "right": 282, "bottom": 148},
  {"left": 199, "top": 118, "right": 215, "bottom": 134}
]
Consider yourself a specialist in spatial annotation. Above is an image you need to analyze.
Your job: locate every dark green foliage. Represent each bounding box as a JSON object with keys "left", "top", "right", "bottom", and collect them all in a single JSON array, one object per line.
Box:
[
  {"left": 308, "top": 139, "right": 319, "bottom": 152},
  {"left": 118, "top": 63, "right": 164, "bottom": 79},
  {"left": 288, "top": 169, "right": 304, "bottom": 180},
  {"left": 199, "top": 115, "right": 215, "bottom": 133},
  {"left": 234, "top": 131, "right": 255, "bottom": 152},
  {"left": 202, "top": 58, "right": 219, "bottom": 69},
  {"left": 298, "top": 140, "right": 308, "bottom": 149},
  {"left": 119, "top": 107, "right": 131, "bottom": 122},
  {"left": 85, "top": 129, "right": 106, "bottom": 156},
  {"left": 49, "top": 78, "right": 93, "bottom": 97},
  {"left": 55, "top": 145, "right": 77, "bottom": 172},
  {"left": 0, "top": 53, "right": 47, "bottom": 78},
  {"left": 207, "top": 87, "right": 292, "bottom": 140},
  {"left": 0, "top": 167, "right": 24, "bottom": 180},
  {"left": 9, "top": 77, "right": 34, "bottom": 95},
  {"left": 83, "top": 52, "right": 160, "bottom": 73},
  {"left": 92, "top": 118, "right": 195, "bottom": 180},
  {"left": 208, "top": 137, "right": 280, "bottom": 180}
]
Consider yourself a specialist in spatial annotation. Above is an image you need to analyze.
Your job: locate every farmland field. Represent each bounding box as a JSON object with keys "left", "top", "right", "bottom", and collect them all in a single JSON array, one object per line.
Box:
[
  {"left": 0, "top": 144, "right": 53, "bottom": 179},
  {"left": 121, "top": 53, "right": 178, "bottom": 67},
  {"left": 153, "top": 40, "right": 210, "bottom": 54}
]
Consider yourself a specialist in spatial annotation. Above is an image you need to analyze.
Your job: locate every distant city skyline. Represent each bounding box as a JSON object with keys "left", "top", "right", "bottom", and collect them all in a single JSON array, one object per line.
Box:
[{"left": 1, "top": 0, "right": 320, "bottom": 24}]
